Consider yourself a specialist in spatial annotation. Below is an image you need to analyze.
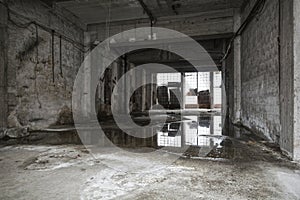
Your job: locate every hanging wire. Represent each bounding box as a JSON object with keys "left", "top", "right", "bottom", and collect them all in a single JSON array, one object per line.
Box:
[
  {"left": 2, "top": 1, "right": 140, "bottom": 64},
  {"left": 220, "top": 0, "right": 266, "bottom": 62},
  {"left": 0, "top": 0, "right": 92, "bottom": 53}
]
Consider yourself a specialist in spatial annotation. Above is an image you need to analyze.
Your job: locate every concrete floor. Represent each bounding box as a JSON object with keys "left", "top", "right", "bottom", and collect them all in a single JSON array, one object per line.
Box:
[
  {"left": 1, "top": 113, "right": 299, "bottom": 200},
  {"left": 0, "top": 140, "right": 300, "bottom": 200}
]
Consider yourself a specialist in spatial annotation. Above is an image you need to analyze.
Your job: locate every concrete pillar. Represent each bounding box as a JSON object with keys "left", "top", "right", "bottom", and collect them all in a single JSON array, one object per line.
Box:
[
  {"left": 210, "top": 72, "right": 214, "bottom": 109},
  {"left": 124, "top": 59, "right": 131, "bottom": 114},
  {"left": 293, "top": 0, "right": 300, "bottom": 160},
  {"left": 134, "top": 67, "right": 144, "bottom": 112},
  {"left": 233, "top": 8, "right": 241, "bottom": 123},
  {"left": 141, "top": 69, "right": 147, "bottom": 111},
  {"left": 152, "top": 73, "right": 157, "bottom": 106},
  {"left": 210, "top": 115, "right": 214, "bottom": 135},
  {"left": 111, "top": 62, "right": 119, "bottom": 113},
  {"left": 145, "top": 72, "right": 152, "bottom": 110},
  {"left": 181, "top": 72, "right": 185, "bottom": 109},
  {"left": 129, "top": 63, "right": 136, "bottom": 112},
  {"left": 279, "top": 0, "right": 294, "bottom": 158},
  {"left": 279, "top": 0, "right": 300, "bottom": 161},
  {"left": 222, "top": 38, "right": 229, "bottom": 134},
  {"left": 82, "top": 32, "right": 92, "bottom": 117},
  {"left": 150, "top": 73, "right": 154, "bottom": 108},
  {"left": 0, "top": 4, "right": 8, "bottom": 128}
]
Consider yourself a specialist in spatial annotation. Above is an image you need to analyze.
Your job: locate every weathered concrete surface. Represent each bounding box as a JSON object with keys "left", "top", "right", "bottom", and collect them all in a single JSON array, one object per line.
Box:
[
  {"left": 5, "top": 0, "right": 84, "bottom": 129},
  {"left": 0, "top": 3, "right": 8, "bottom": 128},
  {"left": 225, "top": 8, "right": 241, "bottom": 130},
  {"left": 293, "top": 0, "right": 300, "bottom": 161},
  {"left": 279, "top": 0, "right": 295, "bottom": 158},
  {"left": 233, "top": 8, "right": 241, "bottom": 124},
  {"left": 240, "top": 0, "right": 280, "bottom": 142},
  {"left": 239, "top": 0, "right": 300, "bottom": 161},
  {"left": 0, "top": 144, "right": 299, "bottom": 200}
]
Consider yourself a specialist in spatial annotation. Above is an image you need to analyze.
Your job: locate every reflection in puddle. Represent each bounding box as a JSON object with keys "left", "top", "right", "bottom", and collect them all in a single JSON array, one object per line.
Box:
[
  {"left": 157, "top": 123, "right": 182, "bottom": 147},
  {"left": 102, "top": 114, "right": 236, "bottom": 160},
  {"left": 157, "top": 115, "right": 222, "bottom": 148},
  {"left": 155, "top": 115, "right": 235, "bottom": 159}
]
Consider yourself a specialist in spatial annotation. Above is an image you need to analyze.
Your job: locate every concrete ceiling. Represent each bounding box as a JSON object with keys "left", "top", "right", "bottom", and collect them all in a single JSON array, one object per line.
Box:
[{"left": 54, "top": 0, "right": 245, "bottom": 24}]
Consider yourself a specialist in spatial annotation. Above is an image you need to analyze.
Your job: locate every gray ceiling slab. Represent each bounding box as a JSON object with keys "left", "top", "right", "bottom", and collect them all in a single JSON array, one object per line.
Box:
[{"left": 54, "top": 0, "right": 245, "bottom": 24}]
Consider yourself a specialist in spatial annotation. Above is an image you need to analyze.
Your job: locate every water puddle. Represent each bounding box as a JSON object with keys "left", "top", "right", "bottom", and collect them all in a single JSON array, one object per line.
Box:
[
  {"left": 6, "top": 112, "right": 279, "bottom": 161},
  {"left": 102, "top": 113, "right": 238, "bottom": 160}
]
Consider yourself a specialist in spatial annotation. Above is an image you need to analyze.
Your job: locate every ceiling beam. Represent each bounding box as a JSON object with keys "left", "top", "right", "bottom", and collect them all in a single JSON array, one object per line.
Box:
[
  {"left": 87, "top": 8, "right": 234, "bottom": 26},
  {"left": 87, "top": 8, "right": 234, "bottom": 40}
]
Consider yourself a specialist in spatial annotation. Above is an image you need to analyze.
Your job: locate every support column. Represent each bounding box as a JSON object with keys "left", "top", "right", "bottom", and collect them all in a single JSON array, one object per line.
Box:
[
  {"left": 83, "top": 32, "right": 92, "bottom": 117},
  {"left": 124, "top": 58, "right": 131, "bottom": 114},
  {"left": 181, "top": 72, "right": 185, "bottom": 109},
  {"left": 210, "top": 72, "right": 214, "bottom": 109},
  {"left": 152, "top": 73, "right": 157, "bottom": 106},
  {"left": 0, "top": 4, "right": 8, "bottom": 128},
  {"left": 233, "top": 8, "right": 241, "bottom": 123},
  {"left": 129, "top": 63, "right": 136, "bottom": 113},
  {"left": 141, "top": 69, "right": 147, "bottom": 111},
  {"left": 279, "top": 0, "right": 293, "bottom": 157},
  {"left": 293, "top": 0, "right": 300, "bottom": 160},
  {"left": 145, "top": 72, "right": 152, "bottom": 110},
  {"left": 279, "top": 0, "right": 300, "bottom": 161}
]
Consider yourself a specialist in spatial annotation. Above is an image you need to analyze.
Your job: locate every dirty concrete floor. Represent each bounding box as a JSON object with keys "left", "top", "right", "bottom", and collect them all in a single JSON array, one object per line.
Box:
[{"left": 0, "top": 142, "right": 300, "bottom": 200}]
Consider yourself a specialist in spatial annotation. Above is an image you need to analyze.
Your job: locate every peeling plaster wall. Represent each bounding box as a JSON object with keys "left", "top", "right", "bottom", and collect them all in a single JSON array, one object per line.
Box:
[{"left": 6, "top": 0, "right": 84, "bottom": 129}]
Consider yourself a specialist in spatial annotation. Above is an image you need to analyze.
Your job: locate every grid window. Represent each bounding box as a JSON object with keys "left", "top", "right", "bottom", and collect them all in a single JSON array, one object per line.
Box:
[
  {"left": 185, "top": 72, "right": 197, "bottom": 93},
  {"left": 157, "top": 73, "right": 181, "bottom": 86},
  {"left": 213, "top": 72, "right": 222, "bottom": 105},
  {"left": 198, "top": 72, "right": 210, "bottom": 92},
  {"left": 214, "top": 72, "right": 222, "bottom": 87},
  {"left": 214, "top": 88, "right": 222, "bottom": 105}
]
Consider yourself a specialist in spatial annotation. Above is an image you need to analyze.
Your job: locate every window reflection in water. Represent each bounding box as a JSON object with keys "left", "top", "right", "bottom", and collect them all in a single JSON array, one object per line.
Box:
[{"left": 157, "top": 115, "right": 222, "bottom": 148}]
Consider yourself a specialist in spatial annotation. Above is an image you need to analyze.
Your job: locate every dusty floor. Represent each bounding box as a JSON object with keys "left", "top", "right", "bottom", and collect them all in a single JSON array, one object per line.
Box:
[
  {"left": 1, "top": 114, "right": 300, "bottom": 199},
  {"left": 0, "top": 142, "right": 300, "bottom": 200}
]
